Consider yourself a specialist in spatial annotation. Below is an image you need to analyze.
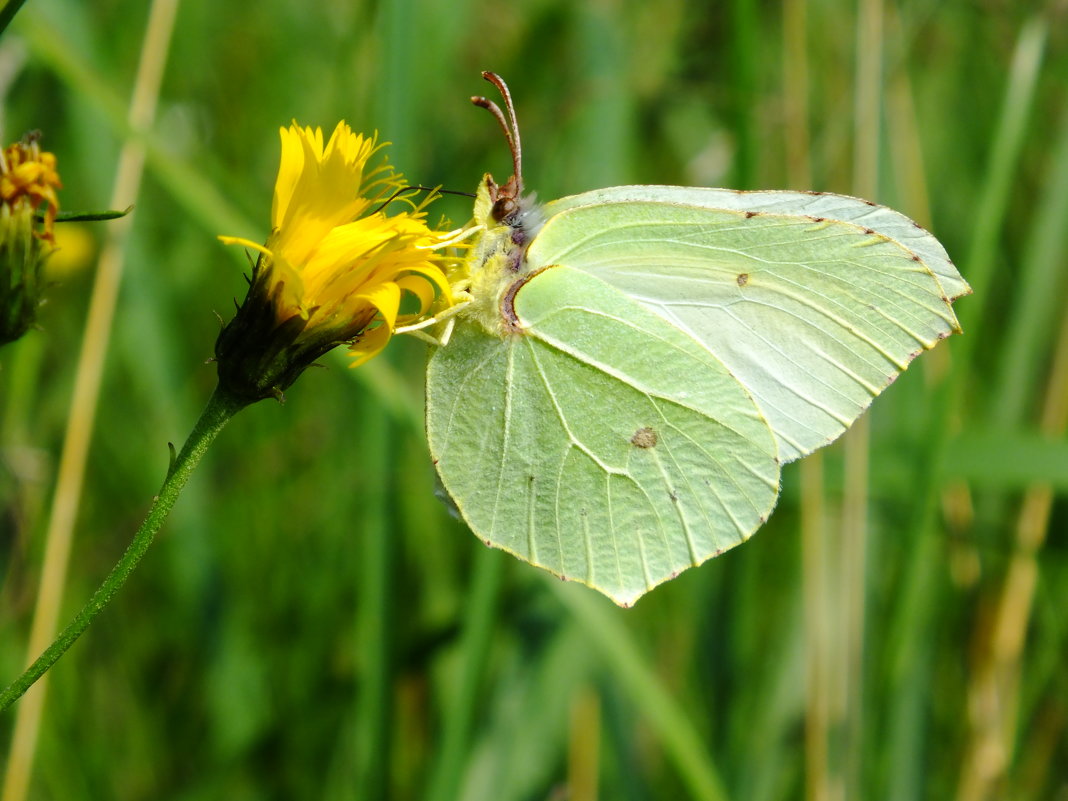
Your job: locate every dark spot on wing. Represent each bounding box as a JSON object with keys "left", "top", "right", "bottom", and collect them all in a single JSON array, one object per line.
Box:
[
  {"left": 911, "top": 254, "right": 922, "bottom": 262},
  {"left": 745, "top": 210, "right": 760, "bottom": 219},
  {"left": 863, "top": 199, "right": 877, "bottom": 206},
  {"left": 863, "top": 228, "right": 875, "bottom": 235},
  {"left": 631, "top": 427, "right": 658, "bottom": 448},
  {"left": 737, "top": 273, "right": 749, "bottom": 287}
]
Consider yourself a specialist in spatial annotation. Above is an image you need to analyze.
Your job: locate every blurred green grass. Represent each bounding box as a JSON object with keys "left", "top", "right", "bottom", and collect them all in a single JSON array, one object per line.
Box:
[{"left": 1, "top": 0, "right": 1066, "bottom": 799}]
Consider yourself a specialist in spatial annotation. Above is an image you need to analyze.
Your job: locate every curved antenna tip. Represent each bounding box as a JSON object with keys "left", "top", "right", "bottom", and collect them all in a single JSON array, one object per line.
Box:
[{"left": 473, "top": 73, "right": 523, "bottom": 188}]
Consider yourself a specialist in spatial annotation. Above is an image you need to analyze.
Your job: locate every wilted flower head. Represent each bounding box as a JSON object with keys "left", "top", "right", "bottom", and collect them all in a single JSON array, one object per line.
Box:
[
  {"left": 216, "top": 121, "right": 458, "bottom": 402},
  {"left": 1, "top": 133, "right": 61, "bottom": 346}
]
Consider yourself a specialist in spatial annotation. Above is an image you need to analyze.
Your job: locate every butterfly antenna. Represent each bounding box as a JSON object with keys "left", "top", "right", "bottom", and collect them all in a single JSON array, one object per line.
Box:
[
  {"left": 482, "top": 72, "right": 522, "bottom": 186},
  {"left": 472, "top": 71, "right": 523, "bottom": 189},
  {"left": 369, "top": 185, "right": 476, "bottom": 215}
]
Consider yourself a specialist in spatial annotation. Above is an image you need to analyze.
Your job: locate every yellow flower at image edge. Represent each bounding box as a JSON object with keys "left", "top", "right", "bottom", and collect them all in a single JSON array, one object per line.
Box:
[
  {"left": 1, "top": 134, "right": 62, "bottom": 346},
  {"left": 216, "top": 121, "right": 457, "bottom": 402}
]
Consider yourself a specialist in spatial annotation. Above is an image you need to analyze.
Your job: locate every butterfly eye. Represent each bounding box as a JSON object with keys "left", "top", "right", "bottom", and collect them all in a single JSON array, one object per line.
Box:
[{"left": 491, "top": 196, "right": 518, "bottom": 222}]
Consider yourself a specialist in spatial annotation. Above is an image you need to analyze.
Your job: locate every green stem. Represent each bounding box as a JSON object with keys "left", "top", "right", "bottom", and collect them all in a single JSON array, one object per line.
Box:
[{"left": 0, "top": 384, "right": 247, "bottom": 713}]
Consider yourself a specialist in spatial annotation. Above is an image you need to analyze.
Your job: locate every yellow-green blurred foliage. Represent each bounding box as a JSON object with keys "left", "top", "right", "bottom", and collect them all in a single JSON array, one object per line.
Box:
[{"left": 1, "top": 1, "right": 1066, "bottom": 799}]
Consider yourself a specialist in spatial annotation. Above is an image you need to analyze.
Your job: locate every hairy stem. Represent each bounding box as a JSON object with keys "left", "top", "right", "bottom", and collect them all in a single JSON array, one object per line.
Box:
[{"left": 0, "top": 385, "right": 247, "bottom": 713}]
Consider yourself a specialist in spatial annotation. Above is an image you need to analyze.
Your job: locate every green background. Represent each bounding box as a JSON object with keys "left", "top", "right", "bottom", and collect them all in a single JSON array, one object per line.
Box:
[{"left": 1, "top": 0, "right": 1066, "bottom": 798}]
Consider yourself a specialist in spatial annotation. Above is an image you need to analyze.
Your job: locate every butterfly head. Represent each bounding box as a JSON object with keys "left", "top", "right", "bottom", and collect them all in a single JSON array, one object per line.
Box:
[
  {"left": 462, "top": 73, "right": 547, "bottom": 338},
  {"left": 473, "top": 172, "right": 542, "bottom": 242}
]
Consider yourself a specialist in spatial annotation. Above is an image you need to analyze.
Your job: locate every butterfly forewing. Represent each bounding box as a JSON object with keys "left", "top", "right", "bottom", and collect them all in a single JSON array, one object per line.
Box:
[
  {"left": 525, "top": 200, "right": 963, "bottom": 463},
  {"left": 545, "top": 186, "right": 970, "bottom": 303},
  {"left": 426, "top": 266, "right": 780, "bottom": 606}
]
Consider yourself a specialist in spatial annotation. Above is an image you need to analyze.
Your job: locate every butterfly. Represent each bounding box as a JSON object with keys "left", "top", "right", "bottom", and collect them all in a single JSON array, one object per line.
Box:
[{"left": 424, "top": 72, "right": 969, "bottom": 606}]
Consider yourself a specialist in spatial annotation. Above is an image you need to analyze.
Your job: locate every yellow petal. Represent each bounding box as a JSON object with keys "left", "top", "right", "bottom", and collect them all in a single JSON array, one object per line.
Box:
[
  {"left": 272, "top": 123, "right": 383, "bottom": 268},
  {"left": 347, "top": 323, "right": 392, "bottom": 367},
  {"left": 272, "top": 123, "right": 308, "bottom": 228},
  {"left": 395, "top": 274, "right": 436, "bottom": 315},
  {"left": 354, "top": 280, "right": 402, "bottom": 329},
  {"left": 397, "top": 263, "right": 454, "bottom": 302},
  {"left": 218, "top": 235, "right": 272, "bottom": 259}
]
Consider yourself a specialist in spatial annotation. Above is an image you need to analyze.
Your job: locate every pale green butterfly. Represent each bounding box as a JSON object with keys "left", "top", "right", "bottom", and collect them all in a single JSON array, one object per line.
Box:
[{"left": 424, "top": 73, "right": 969, "bottom": 607}]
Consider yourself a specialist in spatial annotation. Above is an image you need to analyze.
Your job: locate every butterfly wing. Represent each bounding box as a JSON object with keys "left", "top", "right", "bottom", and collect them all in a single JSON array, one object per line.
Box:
[
  {"left": 426, "top": 266, "right": 780, "bottom": 606},
  {"left": 546, "top": 186, "right": 970, "bottom": 302},
  {"left": 525, "top": 196, "right": 965, "bottom": 463}
]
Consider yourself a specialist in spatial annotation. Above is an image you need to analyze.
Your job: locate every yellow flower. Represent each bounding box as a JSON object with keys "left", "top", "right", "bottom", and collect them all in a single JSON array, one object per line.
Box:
[
  {"left": 215, "top": 121, "right": 458, "bottom": 401},
  {"left": 1, "top": 136, "right": 61, "bottom": 240},
  {"left": 1, "top": 134, "right": 62, "bottom": 345}
]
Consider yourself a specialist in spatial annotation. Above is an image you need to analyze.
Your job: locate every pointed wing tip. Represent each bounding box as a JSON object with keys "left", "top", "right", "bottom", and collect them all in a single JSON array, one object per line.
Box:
[
  {"left": 555, "top": 572, "right": 645, "bottom": 608},
  {"left": 951, "top": 284, "right": 974, "bottom": 302},
  {"left": 599, "top": 584, "right": 644, "bottom": 608}
]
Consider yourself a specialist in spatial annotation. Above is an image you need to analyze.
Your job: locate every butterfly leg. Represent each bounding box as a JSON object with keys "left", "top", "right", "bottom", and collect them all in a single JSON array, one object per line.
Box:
[{"left": 395, "top": 299, "right": 471, "bottom": 347}]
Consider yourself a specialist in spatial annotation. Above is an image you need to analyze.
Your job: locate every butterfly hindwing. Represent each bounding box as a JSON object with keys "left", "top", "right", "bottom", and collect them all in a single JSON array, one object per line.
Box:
[{"left": 426, "top": 266, "right": 780, "bottom": 606}]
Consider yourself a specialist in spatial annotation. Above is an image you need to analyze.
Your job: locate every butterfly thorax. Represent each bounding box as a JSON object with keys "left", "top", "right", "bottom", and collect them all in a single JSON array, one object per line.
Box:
[{"left": 464, "top": 173, "right": 545, "bottom": 337}]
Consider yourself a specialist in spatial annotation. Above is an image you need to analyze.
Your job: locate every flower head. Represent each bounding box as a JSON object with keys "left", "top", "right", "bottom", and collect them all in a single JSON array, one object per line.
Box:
[
  {"left": 215, "top": 121, "right": 457, "bottom": 402},
  {"left": 1, "top": 133, "right": 62, "bottom": 346}
]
